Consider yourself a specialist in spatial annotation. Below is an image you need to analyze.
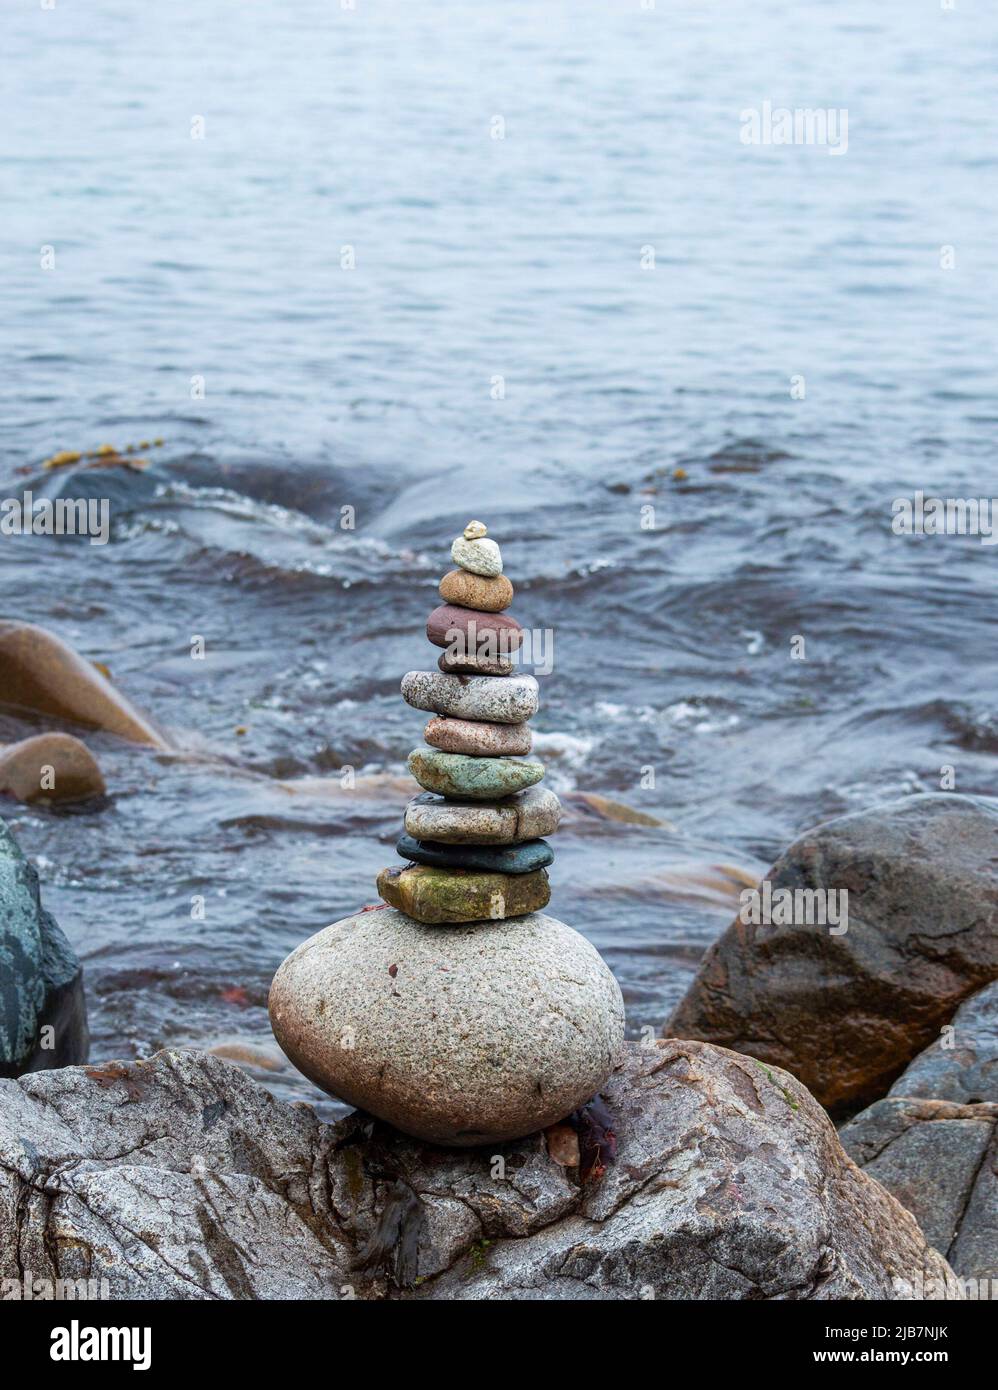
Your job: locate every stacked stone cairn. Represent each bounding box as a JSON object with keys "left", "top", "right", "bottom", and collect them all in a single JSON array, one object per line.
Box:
[
  {"left": 377, "top": 520, "right": 559, "bottom": 923},
  {"left": 269, "top": 521, "right": 624, "bottom": 1146}
]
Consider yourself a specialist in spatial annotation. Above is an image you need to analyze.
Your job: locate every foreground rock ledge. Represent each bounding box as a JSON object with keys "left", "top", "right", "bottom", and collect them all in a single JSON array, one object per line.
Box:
[{"left": 0, "top": 1042, "right": 959, "bottom": 1300}]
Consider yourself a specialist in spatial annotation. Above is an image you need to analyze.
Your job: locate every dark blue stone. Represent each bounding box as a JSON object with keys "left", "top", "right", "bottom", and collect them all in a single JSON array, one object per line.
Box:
[{"left": 396, "top": 834, "right": 554, "bottom": 875}]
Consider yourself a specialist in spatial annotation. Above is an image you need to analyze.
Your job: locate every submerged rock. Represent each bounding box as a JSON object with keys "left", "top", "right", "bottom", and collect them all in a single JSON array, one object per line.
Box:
[
  {"left": 0, "top": 733, "right": 105, "bottom": 805},
  {"left": 0, "top": 817, "right": 88, "bottom": 1076},
  {"left": 668, "top": 794, "right": 998, "bottom": 1113},
  {"left": 269, "top": 907, "right": 622, "bottom": 1145},
  {"left": 0, "top": 1044, "right": 961, "bottom": 1299},
  {"left": 0, "top": 621, "right": 166, "bottom": 747}
]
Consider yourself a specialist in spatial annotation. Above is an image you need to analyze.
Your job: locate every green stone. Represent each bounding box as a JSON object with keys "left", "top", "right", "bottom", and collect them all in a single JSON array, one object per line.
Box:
[
  {"left": 407, "top": 748, "right": 543, "bottom": 801},
  {"left": 376, "top": 864, "right": 550, "bottom": 924}
]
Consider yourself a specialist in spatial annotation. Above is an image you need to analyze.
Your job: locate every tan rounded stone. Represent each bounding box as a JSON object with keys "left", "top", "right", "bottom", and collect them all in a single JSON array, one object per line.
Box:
[
  {"left": 268, "top": 908, "right": 625, "bottom": 1145},
  {"left": 0, "top": 621, "right": 167, "bottom": 747},
  {"left": 0, "top": 733, "right": 105, "bottom": 804},
  {"left": 439, "top": 569, "right": 514, "bottom": 613},
  {"left": 463, "top": 520, "right": 487, "bottom": 539}
]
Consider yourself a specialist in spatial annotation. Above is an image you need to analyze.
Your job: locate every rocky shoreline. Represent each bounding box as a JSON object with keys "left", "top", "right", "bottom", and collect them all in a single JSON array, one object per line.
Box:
[
  {"left": 0, "top": 1042, "right": 961, "bottom": 1300},
  {"left": 1, "top": 580, "right": 997, "bottom": 1295},
  {"left": 1, "top": 786, "right": 996, "bottom": 1297}
]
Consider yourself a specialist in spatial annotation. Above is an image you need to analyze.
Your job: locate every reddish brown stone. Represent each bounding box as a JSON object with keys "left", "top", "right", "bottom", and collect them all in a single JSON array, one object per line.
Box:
[{"left": 426, "top": 604, "right": 523, "bottom": 654}]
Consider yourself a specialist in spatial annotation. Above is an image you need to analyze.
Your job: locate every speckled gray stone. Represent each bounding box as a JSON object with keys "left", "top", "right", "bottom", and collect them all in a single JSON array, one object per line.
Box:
[
  {"left": 401, "top": 670, "right": 538, "bottom": 724},
  {"left": 269, "top": 908, "right": 625, "bottom": 1146},
  {"left": 404, "top": 786, "right": 562, "bottom": 845}
]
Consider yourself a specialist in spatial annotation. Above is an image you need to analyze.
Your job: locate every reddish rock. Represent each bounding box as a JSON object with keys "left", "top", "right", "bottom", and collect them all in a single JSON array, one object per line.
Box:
[
  {"left": 425, "top": 716, "right": 532, "bottom": 757},
  {"left": 426, "top": 604, "right": 523, "bottom": 655}
]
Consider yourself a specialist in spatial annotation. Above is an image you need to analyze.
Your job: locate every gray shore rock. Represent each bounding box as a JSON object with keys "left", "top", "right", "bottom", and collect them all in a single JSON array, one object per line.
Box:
[
  {"left": 269, "top": 908, "right": 624, "bottom": 1145},
  {"left": 888, "top": 980, "right": 998, "bottom": 1105},
  {"left": 668, "top": 794, "right": 998, "bottom": 1113},
  {"left": 840, "top": 981, "right": 998, "bottom": 1286},
  {"left": 0, "top": 817, "right": 88, "bottom": 1077},
  {"left": 0, "top": 1043, "right": 961, "bottom": 1300}
]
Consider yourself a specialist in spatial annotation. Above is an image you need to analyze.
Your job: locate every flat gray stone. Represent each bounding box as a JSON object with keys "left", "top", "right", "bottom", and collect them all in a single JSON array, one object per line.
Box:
[
  {"left": 404, "top": 787, "right": 562, "bottom": 845},
  {"left": 402, "top": 671, "right": 538, "bottom": 725}
]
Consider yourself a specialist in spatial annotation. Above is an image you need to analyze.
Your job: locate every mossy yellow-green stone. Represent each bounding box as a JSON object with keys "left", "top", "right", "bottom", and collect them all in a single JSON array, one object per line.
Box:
[{"left": 376, "top": 864, "right": 550, "bottom": 923}]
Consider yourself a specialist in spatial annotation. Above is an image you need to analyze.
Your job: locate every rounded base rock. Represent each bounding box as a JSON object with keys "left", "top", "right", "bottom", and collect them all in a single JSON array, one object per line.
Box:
[{"left": 268, "top": 908, "right": 625, "bottom": 1146}]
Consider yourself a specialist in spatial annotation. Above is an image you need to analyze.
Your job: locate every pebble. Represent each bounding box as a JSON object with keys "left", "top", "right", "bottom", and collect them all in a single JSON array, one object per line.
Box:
[
  {"left": 451, "top": 535, "right": 502, "bottom": 577},
  {"left": 463, "top": 520, "right": 488, "bottom": 539},
  {"left": 408, "top": 748, "right": 544, "bottom": 800},
  {"left": 401, "top": 671, "right": 538, "bottom": 724},
  {"left": 404, "top": 786, "right": 562, "bottom": 845},
  {"left": 437, "top": 649, "right": 514, "bottom": 677},
  {"left": 439, "top": 569, "right": 514, "bottom": 613},
  {"left": 426, "top": 604, "right": 523, "bottom": 652},
  {"left": 424, "top": 716, "right": 532, "bottom": 756},
  {"left": 376, "top": 864, "right": 550, "bottom": 923},
  {"left": 268, "top": 908, "right": 625, "bottom": 1145},
  {"left": 396, "top": 834, "right": 554, "bottom": 875}
]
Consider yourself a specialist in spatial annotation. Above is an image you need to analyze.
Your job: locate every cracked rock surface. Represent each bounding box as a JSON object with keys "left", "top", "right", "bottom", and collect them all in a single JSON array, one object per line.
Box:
[
  {"left": 668, "top": 794, "right": 998, "bottom": 1114},
  {"left": 0, "top": 1041, "right": 959, "bottom": 1300},
  {"left": 841, "top": 981, "right": 998, "bottom": 1285}
]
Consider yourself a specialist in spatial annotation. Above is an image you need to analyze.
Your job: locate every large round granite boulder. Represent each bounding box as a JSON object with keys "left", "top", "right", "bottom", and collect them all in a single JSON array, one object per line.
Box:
[{"left": 269, "top": 908, "right": 624, "bottom": 1146}]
